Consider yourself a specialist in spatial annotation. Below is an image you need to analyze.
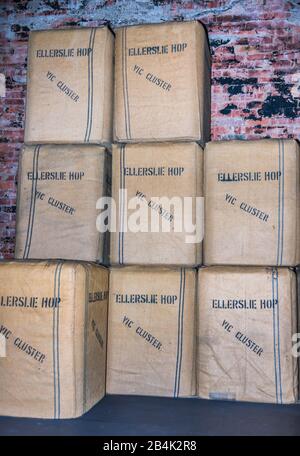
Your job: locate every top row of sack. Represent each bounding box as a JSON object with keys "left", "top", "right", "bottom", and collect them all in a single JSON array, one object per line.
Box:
[{"left": 24, "top": 21, "right": 210, "bottom": 146}]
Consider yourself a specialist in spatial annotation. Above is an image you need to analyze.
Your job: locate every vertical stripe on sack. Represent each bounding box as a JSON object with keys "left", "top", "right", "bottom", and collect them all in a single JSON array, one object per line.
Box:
[
  {"left": 53, "top": 262, "right": 63, "bottom": 418},
  {"left": 23, "top": 145, "right": 40, "bottom": 259},
  {"left": 174, "top": 269, "right": 185, "bottom": 397},
  {"left": 84, "top": 28, "right": 96, "bottom": 142}
]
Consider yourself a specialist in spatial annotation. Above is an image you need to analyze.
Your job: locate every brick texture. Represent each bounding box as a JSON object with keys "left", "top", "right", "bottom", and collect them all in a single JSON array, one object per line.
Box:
[{"left": 0, "top": 0, "right": 299, "bottom": 258}]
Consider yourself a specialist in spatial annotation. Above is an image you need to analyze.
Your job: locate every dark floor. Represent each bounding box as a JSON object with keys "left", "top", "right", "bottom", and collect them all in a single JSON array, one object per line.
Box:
[{"left": 1, "top": 396, "right": 300, "bottom": 436}]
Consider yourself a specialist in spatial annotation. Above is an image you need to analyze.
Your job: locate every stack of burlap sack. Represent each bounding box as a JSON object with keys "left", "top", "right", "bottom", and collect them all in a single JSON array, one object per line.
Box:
[{"left": 1, "top": 21, "right": 299, "bottom": 420}]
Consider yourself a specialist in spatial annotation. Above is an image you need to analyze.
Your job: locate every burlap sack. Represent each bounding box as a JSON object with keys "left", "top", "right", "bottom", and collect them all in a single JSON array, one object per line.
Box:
[
  {"left": 197, "top": 266, "right": 298, "bottom": 404},
  {"left": 0, "top": 260, "right": 109, "bottom": 418},
  {"left": 24, "top": 27, "right": 114, "bottom": 145},
  {"left": 114, "top": 21, "right": 211, "bottom": 144},
  {"left": 110, "top": 142, "right": 203, "bottom": 266},
  {"left": 204, "top": 139, "right": 300, "bottom": 266},
  {"left": 107, "top": 266, "right": 196, "bottom": 397},
  {"left": 15, "top": 144, "right": 111, "bottom": 263}
]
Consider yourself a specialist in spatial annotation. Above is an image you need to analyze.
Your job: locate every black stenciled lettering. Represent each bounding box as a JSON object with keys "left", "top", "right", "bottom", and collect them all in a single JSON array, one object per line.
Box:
[
  {"left": 160, "top": 295, "right": 177, "bottom": 305},
  {"left": 168, "top": 167, "right": 184, "bottom": 176},
  {"left": 239, "top": 201, "right": 269, "bottom": 222},
  {"left": 125, "top": 167, "right": 165, "bottom": 177},
  {"left": 128, "top": 45, "right": 169, "bottom": 57},
  {"left": 264, "top": 170, "right": 281, "bottom": 181},
  {"left": 136, "top": 190, "right": 146, "bottom": 200},
  {"left": 47, "top": 196, "right": 76, "bottom": 215},
  {"left": 223, "top": 191, "right": 269, "bottom": 223},
  {"left": 89, "top": 290, "right": 109, "bottom": 302},
  {"left": 0, "top": 296, "right": 38, "bottom": 308},
  {"left": 222, "top": 319, "right": 233, "bottom": 333},
  {"left": 135, "top": 325, "right": 162, "bottom": 350},
  {"left": 260, "top": 299, "right": 278, "bottom": 309},
  {"left": 14, "top": 337, "right": 46, "bottom": 363},
  {"left": 27, "top": 171, "right": 67, "bottom": 181},
  {"left": 135, "top": 190, "right": 173, "bottom": 223},
  {"left": 56, "top": 79, "right": 80, "bottom": 102},
  {"left": 225, "top": 193, "right": 237, "bottom": 205},
  {"left": 171, "top": 42, "right": 187, "bottom": 53},
  {"left": 116, "top": 294, "right": 158, "bottom": 304},
  {"left": 41, "top": 297, "right": 61, "bottom": 308},
  {"left": 37, "top": 48, "right": 75, "bottom": 58},
  {"left": 27, "top": 170, "right": 83, "bottom": 182},
  {"left": 35, "top": 190, "right": 45, "bottom": 201},
  {"left": 122, "top": 315, "right": 134, "bottom": 328},
  {"left": 145, "top": 72, "right": 171, "bottom": 91},
  {"left": 91, "top": 319, "right": 104, "bottom": 349},
  {"left": 212, "top": 299, "right": 257, "bottom": 309},
  {"left": 69, "top": 171, "right": 84, "bottom": 180},
  {"left": 148, "top": 199, "right": 173, "bottom": 222},
  {"left": 218, "top": 171, "right": 262, "bottom": 182},
  {"left": 76, "top": 47, "right": 92, "bottom": 57},
  {"left": 0, "top": 324, "right": 12, "bottom": 339},
  {"left": 46, "top": 71, "right": 56, "bottom": 81},
  {"left": 235, "top": 331, "right": 263, "bottom": 357},
  {"left": 133, "top": 64, "right": 144, "bottom": 75}
]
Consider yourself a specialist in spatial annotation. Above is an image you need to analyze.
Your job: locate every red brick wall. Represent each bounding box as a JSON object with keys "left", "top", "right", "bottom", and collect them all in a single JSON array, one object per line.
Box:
[{"left": 0, "top": 0, "right": 299, "bottom": 258}]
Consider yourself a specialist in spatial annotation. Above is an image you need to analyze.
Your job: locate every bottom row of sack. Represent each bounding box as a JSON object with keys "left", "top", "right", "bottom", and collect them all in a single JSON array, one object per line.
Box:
[{"left": 0, "top": 261, "right": 298, "bottom": 419}]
